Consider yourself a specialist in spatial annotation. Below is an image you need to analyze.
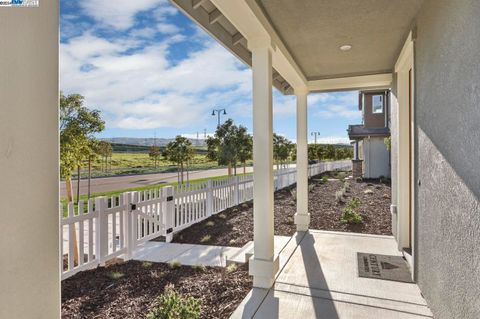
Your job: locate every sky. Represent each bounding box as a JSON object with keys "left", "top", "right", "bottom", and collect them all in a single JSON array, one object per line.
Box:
[{"left": 60, "top": 0, "right": 361, "bottom": 144}]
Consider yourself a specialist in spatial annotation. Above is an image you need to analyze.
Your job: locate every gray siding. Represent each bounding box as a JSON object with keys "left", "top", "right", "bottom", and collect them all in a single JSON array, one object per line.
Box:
[{"left": 414, "top": 1, "right": 480, "bottom": 318}]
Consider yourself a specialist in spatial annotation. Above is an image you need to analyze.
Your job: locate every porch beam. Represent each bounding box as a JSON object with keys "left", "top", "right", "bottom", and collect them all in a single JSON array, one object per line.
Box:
[
  {"left": 209, "top": 8, "right": 222, "bottom": 24},
  {"left": 294, "top": 87, "right": 310, "bottom": 231},
  {"left": 232, "top": 32, "right": 244, "bottom": 46},
  {"left": 248, "top": 38, "right": 279, "bottom": 289},
  {"left": 308, "top": 73, "right": 393, "bottom": 92},
  {"left": 192, "top": 0, "right": 207, "bottom": 10}
]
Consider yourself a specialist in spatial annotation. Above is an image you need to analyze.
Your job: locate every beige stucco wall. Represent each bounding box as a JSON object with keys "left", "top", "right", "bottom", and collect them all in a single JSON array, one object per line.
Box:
[{"left": 0, "top": 1, "right": 60, "bottom": 318}]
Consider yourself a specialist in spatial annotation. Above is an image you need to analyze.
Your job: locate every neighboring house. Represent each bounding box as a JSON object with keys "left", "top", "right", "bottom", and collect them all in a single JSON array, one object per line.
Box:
[{"left": 348, "top": 90, "right": 391, "bottom": 179}]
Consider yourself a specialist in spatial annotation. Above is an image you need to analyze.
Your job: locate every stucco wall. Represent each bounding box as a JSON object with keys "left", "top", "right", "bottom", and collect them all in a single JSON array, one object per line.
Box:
[
  {"left": 0, "top": 2, "right": 60, "bottom": 318},
  {"left": 390, "top": 74, "right": 398, "bottom": 238},
  {"left": 414, "top": 1, "right": 480, "bottom": 318}
]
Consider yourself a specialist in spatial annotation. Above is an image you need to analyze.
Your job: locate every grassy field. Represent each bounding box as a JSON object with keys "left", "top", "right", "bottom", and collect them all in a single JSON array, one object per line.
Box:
[{"left": 74, "top": 152, "right": 252, "bottom": 179}]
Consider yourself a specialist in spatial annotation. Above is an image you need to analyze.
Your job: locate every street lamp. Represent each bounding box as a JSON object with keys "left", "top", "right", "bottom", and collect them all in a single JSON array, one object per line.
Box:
[
  {"left": 212, "top": 108, "right": 227, "bottom": 127},
  {"left": 311, "top": 131, "right": 320, "bottom": 145}
]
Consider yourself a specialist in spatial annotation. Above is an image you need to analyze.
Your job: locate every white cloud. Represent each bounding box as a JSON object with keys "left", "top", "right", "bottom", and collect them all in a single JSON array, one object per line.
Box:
[
  {"left": 315, "top": 104, "right": 360, "bottom": 119},
  {"left": 80, "top": 0, "right": 175, "bottom": 30},
  {"left": 61, "top": 29, "right": 251, "bottom": 130}
]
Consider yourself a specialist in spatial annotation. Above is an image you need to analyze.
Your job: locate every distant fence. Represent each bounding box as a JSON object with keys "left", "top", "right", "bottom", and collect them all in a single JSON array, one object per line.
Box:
[{"left": 60, "top": 160, "right": 351, "bottom": 279}]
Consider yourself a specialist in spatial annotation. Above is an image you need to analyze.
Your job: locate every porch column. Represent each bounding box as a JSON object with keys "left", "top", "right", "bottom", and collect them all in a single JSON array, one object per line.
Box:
[
  {"left": 294, "top": 87, "right": 310, "bottom": 231},
  {"left": 248, "top": 38, "right": 279, "bottom": 289}
]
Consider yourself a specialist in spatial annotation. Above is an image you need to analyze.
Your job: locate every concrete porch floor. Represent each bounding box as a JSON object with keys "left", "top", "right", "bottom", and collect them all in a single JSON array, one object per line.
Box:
[{"left": 231, "top": 230, "right": 433, "bottom": 319}]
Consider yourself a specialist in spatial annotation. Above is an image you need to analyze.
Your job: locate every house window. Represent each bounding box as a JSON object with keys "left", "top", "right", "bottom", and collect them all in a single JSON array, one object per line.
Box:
[{"left": 372, "top": 95, "right": 384, "bottom": 113}]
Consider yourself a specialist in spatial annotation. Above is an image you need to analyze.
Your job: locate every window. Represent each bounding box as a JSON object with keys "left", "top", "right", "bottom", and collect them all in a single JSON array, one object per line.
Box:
[{"left": 372, "top": 95, "right": 384, "bottom": 114}]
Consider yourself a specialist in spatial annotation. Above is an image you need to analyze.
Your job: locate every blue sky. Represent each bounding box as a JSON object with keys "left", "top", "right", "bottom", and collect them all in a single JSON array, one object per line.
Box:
[{"left": 60, "top": 0, "right": 361, "bottom": 144}]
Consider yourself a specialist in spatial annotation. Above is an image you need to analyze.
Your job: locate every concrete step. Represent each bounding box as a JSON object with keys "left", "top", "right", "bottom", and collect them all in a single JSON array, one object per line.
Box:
[{"left": 226, "top": 241, "right": 254, "bottom": 265}]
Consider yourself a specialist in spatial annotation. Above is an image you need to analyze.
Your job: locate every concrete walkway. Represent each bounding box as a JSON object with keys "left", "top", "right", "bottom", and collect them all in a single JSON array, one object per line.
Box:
[
  {"left": 231, "top": 230, "right": 433, "bottom": 319},
  {"left": 131, "top": 235, "right": 292, "bottom": 267}
]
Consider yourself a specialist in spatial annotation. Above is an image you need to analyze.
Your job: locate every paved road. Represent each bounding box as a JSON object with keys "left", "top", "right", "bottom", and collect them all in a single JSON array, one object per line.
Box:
[{"left": 60, "top": 166, "right": 259, "bottom": 198}]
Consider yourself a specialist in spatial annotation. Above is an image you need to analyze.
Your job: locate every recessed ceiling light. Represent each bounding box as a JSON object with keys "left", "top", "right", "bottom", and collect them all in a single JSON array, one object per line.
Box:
[{"left": 340, "top": 45, "right": 352, "bottom": 51}]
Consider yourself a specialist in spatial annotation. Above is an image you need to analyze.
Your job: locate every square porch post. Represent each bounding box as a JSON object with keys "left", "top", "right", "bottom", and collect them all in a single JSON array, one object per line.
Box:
[
  {"left": 294, "top": 88, "right": 310, "bottom": 231},
  {"left": 248, "top": 37, "right": 279, "bottom": 289}
]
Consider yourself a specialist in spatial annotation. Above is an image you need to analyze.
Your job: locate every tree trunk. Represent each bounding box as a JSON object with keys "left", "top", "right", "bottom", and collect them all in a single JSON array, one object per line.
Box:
[
  {"left": 243, "top": 162, "right": 246, "bottom": 175},
  {"left": 180, "top": 162, "right": 184, "bottom": 184},
  {"left": 65, "top": 177, "right": 79, "bottom": 265},
  {"left": 186, "top": 161, "right": 190, "bottom": 185},
  {"left": 88, "top": 156, "right": 91, "bottom": 199},
  {"left": 234, "top": 163, "right": 237, "bottom": 176},
  {"left": 228, "top": 164, "right": 232, "bottom": 176}
]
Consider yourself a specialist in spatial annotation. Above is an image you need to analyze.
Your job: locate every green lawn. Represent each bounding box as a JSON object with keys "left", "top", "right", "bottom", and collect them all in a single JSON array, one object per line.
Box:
[{"left": 73, "top": 152, "right": 253, "bottom": 179}]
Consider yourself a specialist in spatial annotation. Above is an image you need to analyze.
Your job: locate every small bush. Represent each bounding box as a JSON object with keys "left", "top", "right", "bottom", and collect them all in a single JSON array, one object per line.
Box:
[
  {"left": 147, "top": 284, "right": 201, "bottom": 319},
  {"left": 192, "top": 264, "right": 206, "bottom": 272},
  {"left": 108, "top": 271, "right": 125, "bottom": 280},
  {"left": 228, "top": 239, "right": 237, "bottom": 245},
  {"left": 343, "top": 182, "right": 350, "bottom": 193},
  {"left": 218, "top": 213, "right": 227, "bottom": 219},
  {"left": 364, "top": 189, "right": 374, "bottom": 195},
  {"left": 308, "top": 184, "right": 315, "bottom": 192},
  {"left": 337, "top": 172, "right": 346, "bottom": 181},
  {"left": 169, "top": 260, "right": 182, "bottom": 269},
  {"left": 350, "top": 197, "right": 361, "bottom": 209},
  {"left": 355, "top": 177, "right": 363, "bottom": 183},
  {"left": 321, "top": 175, "right": 328, "bottom": 184},
  {"left": 206, "top": 221, "right": 215, "bottom": 227},
  {"left": 200, "top": 234, "right": 211, "bottom": 243},
  {"left": 225, "top": 263, "right": 238, "bottom": 274},
  {"left": 142, "top": 261, "right": 153, "bottom": 268},
  {"left": 335, "top": 190, "right": 345, "bottom": 203},
  {"left": 341, "top": 207, "right": 363, "bottom": 224}
]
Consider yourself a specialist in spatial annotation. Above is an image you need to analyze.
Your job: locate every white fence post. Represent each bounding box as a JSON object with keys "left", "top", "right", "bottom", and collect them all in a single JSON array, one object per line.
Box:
[
  {"left": 95, "top": 196, "right": 107, "bottom": 266},
  {"left": 206, "top": 180, "right": 213, "bottom": 216},
  {"left": 162, "top": 186, "right": 174, "bottom": 243},
  {"left": 123, "top": 192, "right": 133, "bottom": 260},
  {"left": 234, "top": 176, "right": 240, "bottom": 205},
  {"left": 130, "top": 192, "right": 139, "bottom": 252}
]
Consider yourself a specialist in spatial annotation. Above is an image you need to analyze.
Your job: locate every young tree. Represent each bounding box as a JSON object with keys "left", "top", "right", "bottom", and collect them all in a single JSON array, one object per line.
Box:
[
  {"left": 149, "top": 145, "right": 162, "bottom": 169},
  {"left": 164, "top": 136, "right": 195, "bottom": 184},
  {"left": 273, "top": 133, "right": 293, "bottom": 169},
  {"left": 237, "top": 128, "right": 253, "bottom": 174},
  {"left": 96, "top": 141, "right": 112, "bottom": 172},
  {"left": 206, "top": 119, "right": 248, "bottom": 176},
  {"left": 60, "top": 92, "right": 105, "bottom": 264}
]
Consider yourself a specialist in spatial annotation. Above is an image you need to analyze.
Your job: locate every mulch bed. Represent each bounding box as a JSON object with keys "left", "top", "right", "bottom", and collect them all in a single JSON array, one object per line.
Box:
[
  {"left": 62, "top": 261, "right": 251, "bottom": 319},
  {"left": 62, "top": 171, "right": 391, "bottom": 319},
  {"left": 174, "top": 172, "right": 392, "bottom": 247}
]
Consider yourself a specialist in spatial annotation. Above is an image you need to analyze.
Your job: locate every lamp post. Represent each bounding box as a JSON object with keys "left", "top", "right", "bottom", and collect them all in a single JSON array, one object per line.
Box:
[
  {"left": 212, "top": 108, "right": 227, "bottom": 127},
  {"left": 311, "top": 131, "right": 320, "bottom": 145}
]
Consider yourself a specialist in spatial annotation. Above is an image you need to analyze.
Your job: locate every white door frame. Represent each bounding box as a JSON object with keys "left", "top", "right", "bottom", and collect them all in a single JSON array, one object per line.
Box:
[{"left": 394, "top": 32, "right": 415, "bottom": 275}]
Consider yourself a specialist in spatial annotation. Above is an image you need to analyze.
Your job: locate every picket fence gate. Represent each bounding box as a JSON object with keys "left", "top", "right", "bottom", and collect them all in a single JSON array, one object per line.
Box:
[{"left": 60, "top": 160, "right": 351, "bottom": 279}]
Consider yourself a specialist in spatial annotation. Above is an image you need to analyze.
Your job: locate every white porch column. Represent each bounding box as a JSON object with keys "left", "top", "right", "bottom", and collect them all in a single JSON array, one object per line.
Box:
[
  {"left": 248, "top": 38, "right": 279, "bottom": 289},
  {"left": 294, "top": 87, "right": 310, "bottom": 231}
]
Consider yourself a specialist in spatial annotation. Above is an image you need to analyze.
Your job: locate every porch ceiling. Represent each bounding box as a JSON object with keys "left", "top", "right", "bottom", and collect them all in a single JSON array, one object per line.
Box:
[{"left": 257, "top": 0, "right": 424, "bottom": 81}]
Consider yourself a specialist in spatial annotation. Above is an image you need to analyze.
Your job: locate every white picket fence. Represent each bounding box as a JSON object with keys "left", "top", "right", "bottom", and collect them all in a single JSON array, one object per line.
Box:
[{"left": 60, "top": 160, "right": 351, "bottom": 280}]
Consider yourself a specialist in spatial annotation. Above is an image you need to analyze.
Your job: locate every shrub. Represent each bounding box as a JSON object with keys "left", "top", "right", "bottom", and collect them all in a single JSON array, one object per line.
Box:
[
  {"left": 335, "top": 190, "right": 345, "bottom": 203},
  {"left": 147, "top": 284, "right": 201, "bottom": 319},
  {"left": 206, "top": 221, "right": 215, "bottom": 227},
  {"left": 343, "top": 182, "right": 350, "bottom": 193},
  {"left": 142, "top": 261, "right": 153, "bottom": 268},
  {"left": 341, "top": 207, "right": 363, "bottom": 224},
  {"left": 200, "top": 234, "right": 211, "bottom": 243},
  {"left": 225, "top": 263, "right": 238, "bottom": 274},
  {"left": 228, "top": 239, "right": 237, "bottom": 245},
  {"left": 337, "top": 172, "right": 346, "bottom": 181},
  {"left": 308, "top": 184, "right": 315, "bottom": 192},
  {"left": 192, "top": 264, "right": 206, "bottom": 272},
  {"left": 364, "top": 189, "right": 374, "bottom": 195},
  {"left": 108, "top": 271, "right": 125, "bottom": 280},
  {"left": 218, "top": 213, "right": 227, "bottom": 219},
  {"left": 355, "top": 177, "right": 363, "bottom": 183},
  {"left": 350, "top": 197, "right": 361, "bottom": 209},
  {"left": 169, "top": 260, "right": 181, "bottom": 269},
  {"left": 321, "top": 175, "right": 328, "bottom": 184}
]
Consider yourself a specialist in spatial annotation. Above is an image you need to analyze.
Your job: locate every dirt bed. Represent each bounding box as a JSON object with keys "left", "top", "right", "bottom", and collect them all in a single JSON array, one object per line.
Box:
[
  {"left": 174, "top": 173, "right": 392, "bottom": 247},
  {"left": 62, "top": 261, "right": 251, "bottom": 319}
]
